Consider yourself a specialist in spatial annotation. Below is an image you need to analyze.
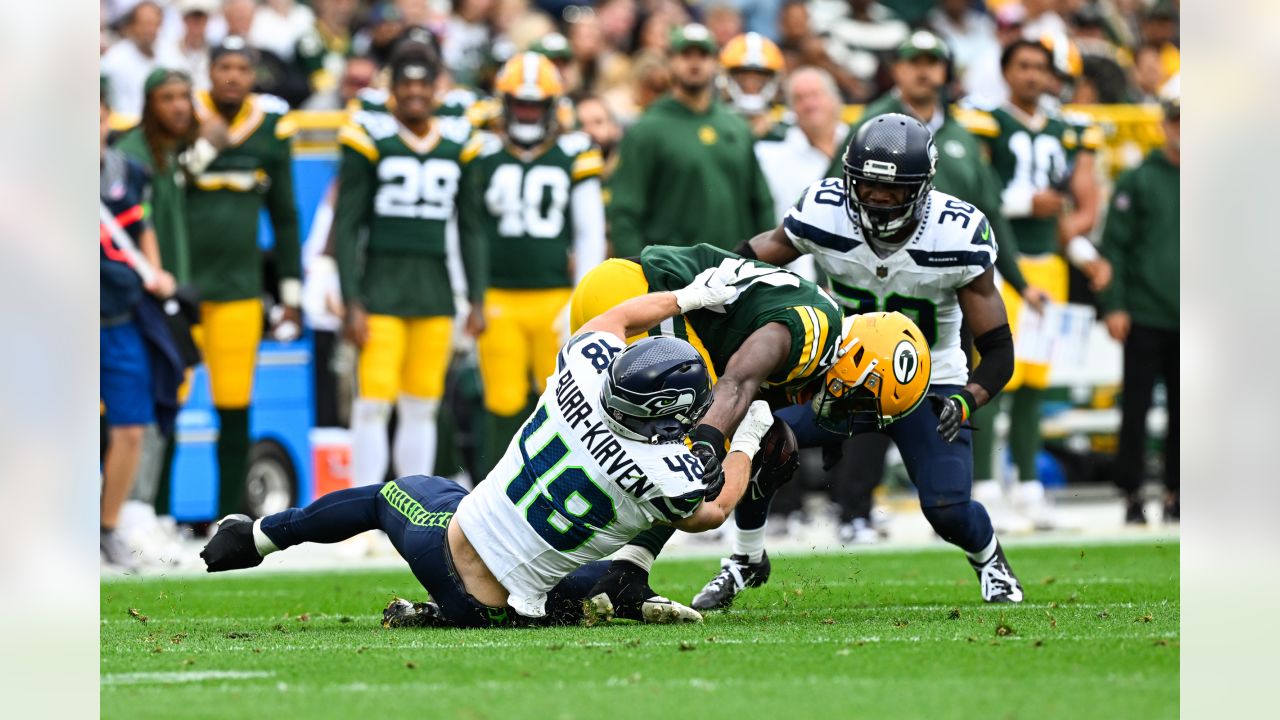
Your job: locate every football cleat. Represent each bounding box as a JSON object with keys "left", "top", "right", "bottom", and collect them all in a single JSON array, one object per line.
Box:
[
  {"left": 837, "top": 518, "right": 881, "bottom": 545},
  {"left": 584, "top": 560, "right": 701, "bottom": 623},
  {"left": 382, "top": 598, "right": 446, "bottom": 628},
  {"left": 691, "top": 552, "right": 772, "bottom": 611},
  {"left": 200, "top": 514, "right": 263, "bottom": 572},
  {"left": 1163, "top": 494, "right": 1179, "bottom": 524},
  {"left": 969, "top": 542, "right": 1023, "bottom": 603},
  {"left": 1124, "top": 493, "right": 1146, "bottom": 525}
]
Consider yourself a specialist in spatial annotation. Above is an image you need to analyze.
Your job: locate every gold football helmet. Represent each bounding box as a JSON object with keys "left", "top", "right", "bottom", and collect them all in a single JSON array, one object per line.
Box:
[
  {"left": 493, "top": 51, "right": 565, "bottom": 146},
  {"left": 812, "top": 312, "right": 932, "bottom": 433},
  {"left": 719, "top": 32, "right": 785, "bottom": 115}
]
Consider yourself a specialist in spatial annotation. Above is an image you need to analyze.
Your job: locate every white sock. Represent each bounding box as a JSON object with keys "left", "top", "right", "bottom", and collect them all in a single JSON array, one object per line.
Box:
[
  {"left": 966, "top": 535, "right": 998, "bottom": 565},
  {"left": 393, "top": 395, "right": 440, "bottom": 477},
  {"left": 351, "top": 398, "right": 391, "bottom": 486},
  {"left": 251, "top": 518, "right": 279, "bottom": 556},
  {"left": 733, "top": 525, "right": 767, "bottom": 564},
  {"left": 613, "top": 545, "right": 655, "bottom": 573}
]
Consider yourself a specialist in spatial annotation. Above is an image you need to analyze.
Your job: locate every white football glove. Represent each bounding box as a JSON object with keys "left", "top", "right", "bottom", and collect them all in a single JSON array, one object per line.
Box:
[
  {"left": 729, "top": 400, "right": 775, "bottom": 459},
  {"left": 672, "top": 266, "right": 740, "bottom": 313}
]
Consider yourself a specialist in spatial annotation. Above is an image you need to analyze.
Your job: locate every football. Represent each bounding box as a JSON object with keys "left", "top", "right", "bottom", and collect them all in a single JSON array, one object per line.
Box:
[{"left": 751, "top": 413, "right": 800, "bottom": 489}]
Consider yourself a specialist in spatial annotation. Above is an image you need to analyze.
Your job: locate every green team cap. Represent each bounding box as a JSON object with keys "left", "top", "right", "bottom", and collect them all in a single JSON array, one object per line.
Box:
[
  {"left": 531, "top": 32, "right": 572, "bottom": 61},
  {"left": 897, "top": 30, "right": 951, "bottom": 62},
  {"left": 670, "top": 23, "right": 717, "bottom": 54},
  {"left": 144, "top": 67, "right": 193, "bottom": 95}
]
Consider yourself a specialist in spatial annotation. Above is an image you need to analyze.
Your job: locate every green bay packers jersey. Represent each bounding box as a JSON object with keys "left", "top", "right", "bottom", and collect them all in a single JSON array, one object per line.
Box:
[
  {"left": 333, "top": 110, "right": 481, "bottom": 316},
  {"left": 641, "top": 244, "right": 842, "bottom": 387},
  {"left": 972, "top": 105, "right": 1102, "bottom": 256},
  {"left": 461, "top": 131, "right": 604, "bottom": 289},
  {"left": 352, "top": 86, "right": 497, "bottom": 129},
  {"left": 187, "top": 92, "right": 300, "bottom": 302}
]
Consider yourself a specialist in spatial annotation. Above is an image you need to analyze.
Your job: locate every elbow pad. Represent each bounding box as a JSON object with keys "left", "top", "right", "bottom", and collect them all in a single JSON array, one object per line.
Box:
[
  {"left": 732, "top": 240, "right": 758, "bottom": 260},
  {"left": 970, "top": 324, "right": 1014, "bottom": 398}
]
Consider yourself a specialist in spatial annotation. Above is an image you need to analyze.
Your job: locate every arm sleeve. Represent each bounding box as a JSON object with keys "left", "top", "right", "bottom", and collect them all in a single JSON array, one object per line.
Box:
[
  {"left": 266, "top": 131, "right": 302, "bottom": 284},
  {"left": 571, "top": 177, "right": 606, "bottom": 285},
  {"left": 1098, "top": 171, "right": 1137, "bottom": 314},
  {"left": 332, "top": 145, "right": 375, "bottom": 304},
  {"left": 605, "top": 124, "right": 654, "bottom": 258},
  {"left": 457, "top": 159, "right": 489, "bottom": 304}
]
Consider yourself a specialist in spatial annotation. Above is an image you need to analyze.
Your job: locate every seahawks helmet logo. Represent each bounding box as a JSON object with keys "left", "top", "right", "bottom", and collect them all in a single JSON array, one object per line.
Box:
[
  {"left": 605, "top": 385, "right": 698, "bottom": 419},
  {"left": 892, "top": 340, "right": 919, "bottom": 384}
]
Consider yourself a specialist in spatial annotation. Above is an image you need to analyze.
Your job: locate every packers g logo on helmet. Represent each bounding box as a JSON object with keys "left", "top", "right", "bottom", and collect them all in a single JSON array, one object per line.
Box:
[
  {"left": 812, "top": 312, "right": 931, "bottom": 433},
  {"left": 494, "top": 52, "right": 565, "bottom": 147}
]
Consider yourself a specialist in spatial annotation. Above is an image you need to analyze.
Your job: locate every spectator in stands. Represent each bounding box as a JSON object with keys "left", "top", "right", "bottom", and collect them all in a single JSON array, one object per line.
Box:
[
  {"left": 100, "top": 86, "right": 177, "bottom": 569},
  {"left": 303, "top": 54, "right": 378, "bottom": 109},
  {"left": 597, "top": 0, "right": 638, "bottom": 53},
  {"left": 352, "top": 3, "right": 408, "bottom": 67},
  {"left": 705, "top": 2, "right": 745, "bottom": 48},
  {"left": 810, "top": 0, "right": 909, "bottom": 101},
  {"left": 567, "top": 5, "right": 632, "bottom": 99},
  {"left": 730, "top": 0, "right": 782, "bottom": 41},
  {"left": 443, "top": 0, "right": 495, "bottom": 88},
  {"left": 1101, "top": 93, "right": 1179, "bottom": 525},
  {"left": 1021, "top": 0, "right": 1068, "bottom": 40},
  {"left": 254, "top": 0, "right": 319, "bottom": 61},
  {"left": 223, "top": 0, "right": 311, "bottom": 106},
  {"left": 754, "top": 66, "right": 845, "bottom": 225},
  {"left": 187, "top": 38, "right": 303, "bottom": 519},
  {"left": 776, "top": 0, "right": 862, "bottom": 100},
  {"left": 575, "top": 95, "right": 623, "bottom": 167},
  {"left": 165, "top": 0, "right": 217, "bottom": 92},
  {"left": 602, "top": 51, "right": 669, "bottom": 125},
  {"left": 928, "top": 0, "right": 1004, "bottom": 103},
  {"left": 1132, "top": 43, "right": 1168, "bottom": 103},
  {"left": 606, "top": 23, "right": 773, "bottom": 255},
  {"left": 296, "top": 0, "right": 358, "bottom": 99},
  {"left": 101, "top": 1, "right": 183, "bottom": 116}
]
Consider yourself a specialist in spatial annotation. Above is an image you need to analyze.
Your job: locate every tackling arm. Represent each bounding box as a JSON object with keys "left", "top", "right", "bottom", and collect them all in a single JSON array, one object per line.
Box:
[
  {"left": 670, "top": 452, "right": 752, "bottom": 531},
  {"left": 742, "top": 225, "right": 802, "bottom": 266},
  {"left": 579, "top": 292, "right": 683, "bottom": 341}
]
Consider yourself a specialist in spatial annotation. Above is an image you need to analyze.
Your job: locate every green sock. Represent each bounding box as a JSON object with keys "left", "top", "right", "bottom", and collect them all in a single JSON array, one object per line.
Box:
[
  {"left": 970, "top": 397, "right": 999, "bottom": 481},
  {"left": 1008, "top": 388, "right": 1044, "bottom": 482},
  {"left": 216, "top": 407, "right": 250, "bottom": 516},
  {"left": 481, "top": 410, "right": 528, "bottom": 480}
]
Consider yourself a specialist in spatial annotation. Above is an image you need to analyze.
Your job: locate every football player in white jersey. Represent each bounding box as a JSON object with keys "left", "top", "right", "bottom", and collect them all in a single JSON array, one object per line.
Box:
[
  {"left": 200, "top": 278, "right": 785, "bottom": 627},
  {"left": 692, "top": 113, "right": 1026, "bottom": 609}
]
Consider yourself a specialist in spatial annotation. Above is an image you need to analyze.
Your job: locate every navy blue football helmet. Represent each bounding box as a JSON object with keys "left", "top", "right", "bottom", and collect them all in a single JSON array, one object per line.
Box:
[
  {"left": 842, "top": 113, "right": 938, "bottom": 240},
  {"left": 600, "top": 337, "right": 713, "bottom": 444}
]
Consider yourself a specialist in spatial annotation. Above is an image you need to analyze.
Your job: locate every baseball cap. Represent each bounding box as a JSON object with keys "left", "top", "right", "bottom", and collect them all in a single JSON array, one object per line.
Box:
[
  {"left": 531, "top": 33, "right": 573, "bottom": 61},
  {"left": 670, "top": 23, "right": 717, "bottom": 54},
  {"left": 897, "top": 30, "right": 951, "bottom": 62}
]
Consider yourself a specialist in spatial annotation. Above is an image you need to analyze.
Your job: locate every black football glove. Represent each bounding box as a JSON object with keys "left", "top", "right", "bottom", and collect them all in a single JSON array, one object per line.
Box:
[
  {"left": 690, "top": 440, "right": 726, "bottom": 501},
  {"left": 748, "top": 421, "right": 800, "bottom": 501},
  {"left": 930, "top": 394, "right": 971, "bottom": 443}
]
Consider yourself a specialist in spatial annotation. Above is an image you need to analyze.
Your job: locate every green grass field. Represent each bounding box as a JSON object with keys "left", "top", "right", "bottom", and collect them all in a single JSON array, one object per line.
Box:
[{"left": 101, "top": 541, "right": 1178, "bottom": 719}]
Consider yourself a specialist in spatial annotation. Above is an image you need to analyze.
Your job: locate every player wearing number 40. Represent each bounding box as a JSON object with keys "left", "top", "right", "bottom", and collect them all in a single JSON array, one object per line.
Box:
[
  {"left": 461, "top": 52, "right": 607, "bottom": 475},
  {"left": 201, "top": 281, "right": 792, "bottom": 628},
  {"left": 333, "top": 40, "right": 487, "bottom": 490},
  {"left": 688, "top": 113, "right": 1026, "bottom": 611}
]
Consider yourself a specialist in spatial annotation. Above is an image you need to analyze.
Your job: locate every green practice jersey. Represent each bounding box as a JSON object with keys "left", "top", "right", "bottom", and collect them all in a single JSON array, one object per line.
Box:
[
  {"left": 461, "top": 130, "right": 605, "bottom": 289},
  {"left": 333, "top": 110, "right": 485, "bottom": 317},
  {"left": 971, "top": 105, "right": 1102, "bottom": 256},
  {"left": 641, "top": 244, "right": 842, "bottom": 388},
  {"left": 187, "top": 92, "right": 300, "bottom": 302}
]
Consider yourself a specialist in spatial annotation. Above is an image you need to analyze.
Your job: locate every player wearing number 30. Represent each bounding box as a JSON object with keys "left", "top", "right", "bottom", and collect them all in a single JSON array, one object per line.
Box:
[
  {"left": 462, "top": 52, "right": 607, "bottom": 473},
  {"left": 699, "top": 113, "right": 1026, "bottom": 607},
  {"left": 201, "top": 279, "right": 781, "bottom": 628},
  {"left": 334, "top": 42, "right": 486, "bottom": 489}
]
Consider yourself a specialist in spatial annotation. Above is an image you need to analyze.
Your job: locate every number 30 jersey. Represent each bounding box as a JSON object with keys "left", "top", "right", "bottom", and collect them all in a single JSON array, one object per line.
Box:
[
  {"left": 456, "top": 331, "right": 707, "bottom": 618},
  {"left": 783, "top": 180, "right": 997, "bottom": 386}
]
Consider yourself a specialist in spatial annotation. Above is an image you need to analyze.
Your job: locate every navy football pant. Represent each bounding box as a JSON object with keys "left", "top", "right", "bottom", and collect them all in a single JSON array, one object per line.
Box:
[
  {"left": 259, "top": 475, "right": 610, "bottom": 627},
  {"left": 735, "top": 386, "right": 995, "bottom": 554}
]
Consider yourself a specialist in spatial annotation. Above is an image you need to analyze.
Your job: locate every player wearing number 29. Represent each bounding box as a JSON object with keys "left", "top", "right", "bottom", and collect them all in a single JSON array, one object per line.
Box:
[
  {"left": 695, "top": 113, "right": 1025, "bottom": 608},
  {"left": 202, "top": 279, "right": 781, "bottom": 627},
  {"left": 334, "top": 41, "right": 486, "bottom": 490},
  {"left": 462, "top": 52, "right": 606, "bottom": 474}
]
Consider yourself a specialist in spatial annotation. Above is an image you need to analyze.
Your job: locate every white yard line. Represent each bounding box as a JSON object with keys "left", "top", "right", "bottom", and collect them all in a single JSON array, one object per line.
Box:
[{"left": 101, "top": 670, "right": 274, "bottom": 685}]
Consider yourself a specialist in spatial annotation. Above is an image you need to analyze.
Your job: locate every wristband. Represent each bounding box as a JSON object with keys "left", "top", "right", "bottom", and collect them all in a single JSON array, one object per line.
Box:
[
  {"left": 729, "top": 436, "right": 762, "bottom": 459},
  {"left": 949, "top": 390, "right": 976, "bottom": 422},
  {"left": 1065, "top": 235, "right": 1100, "bottom": 268},
  {"left": 690, "top": 424, "right": 728, "bottom": 459}
]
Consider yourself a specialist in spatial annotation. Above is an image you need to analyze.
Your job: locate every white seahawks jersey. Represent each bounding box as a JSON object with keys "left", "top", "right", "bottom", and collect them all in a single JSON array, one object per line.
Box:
[
  {"left": 783, "top": 181, "right": 997, "bottom": 385},
  {"left": 456, "top": 332, "right": 707, "bottom": 618}
]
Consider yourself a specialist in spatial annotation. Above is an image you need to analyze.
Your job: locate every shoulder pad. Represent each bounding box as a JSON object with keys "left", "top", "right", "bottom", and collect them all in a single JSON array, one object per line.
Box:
[
  {"left": 355, "top": 87, "right": 390, "bottom": 110},
  {"left": 952, "top": 107, "right": 999, "bottom": 137},
  {"left": 463, "top": 131, "right": 503, "bottom": 162},
  {"left": 556, "top": 131, "right": 593, "bottom": 157},
  {"left": 437, "top": 115, "right": 474, "bottom": 145},
  {"left": 442, "top": 87, "right": 481, "bottom": 108},
  {"left": 255, "top": 93, "right": 291, "bottom": 116},
  {"left": 784, "top": 178, "right": 860, "bottom": 253},
  {"left": 353, "top": 110, "right": 398, "bottom": 140},
  {"left": 922, "top": 191, "right": 997, "bottom": 252}
]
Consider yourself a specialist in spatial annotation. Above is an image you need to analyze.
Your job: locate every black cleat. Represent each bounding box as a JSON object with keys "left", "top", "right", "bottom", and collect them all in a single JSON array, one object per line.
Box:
[
  {"left": 1163, "top": 494, "right": 1179, "bottom": 524},
  {"left": 691, "top": 552, "right": 772, "bottom": 611},
  {"left": 585, "top": 560, "right": 701, "bottom": 624},
  {"left": 383, "top": 598, "right": 446, "bottom": 628},
  {"left": 1124, "top": 493, "right": 1147, "bottom": 525},
  {"left": 969, "top": 542, "right": 1023, "bottom": 603},
  {"left": 200, "top": 514, "right": 263, "bottom": 572}
]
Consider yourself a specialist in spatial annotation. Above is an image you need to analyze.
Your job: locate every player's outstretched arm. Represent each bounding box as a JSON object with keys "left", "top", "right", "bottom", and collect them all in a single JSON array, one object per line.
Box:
[
  {"left": 739, "top": 225, "right": 801, "bottom": 267},
  {"left": 579, "top": 277, "right": 738, "bottom": 341},
  {"left": 673, "top": 401, "right": 774, "bottom": 532}
]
